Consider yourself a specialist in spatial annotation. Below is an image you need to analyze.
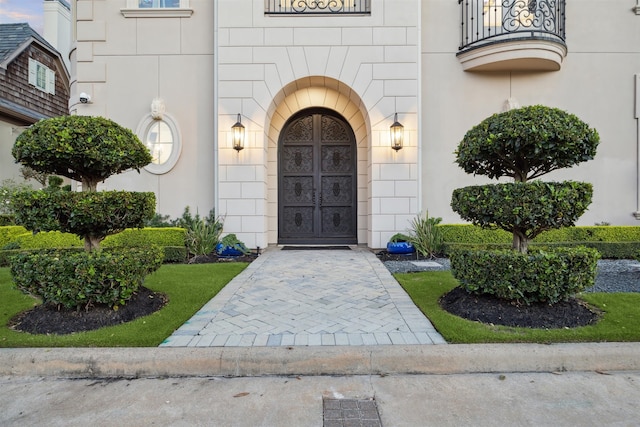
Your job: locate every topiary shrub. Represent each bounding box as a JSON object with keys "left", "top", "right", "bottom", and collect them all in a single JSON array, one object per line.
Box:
[
  {"left": 452, "top": 181, "right": 593, "bottom": 253},
  {"left": 450, "top": 247, "right": 600, "bottom": 304},
  {"left": 9, "top": 115, "right": 159, "bottom": 312},
  {"left": 12, "top": 115, "right": 153, "bottom": 251},
  {"left": 10, "top": 246, "right": 163, "bottom": 310},
  {"left": 450, "top": 105, "right": 600, "bottom": 304}
]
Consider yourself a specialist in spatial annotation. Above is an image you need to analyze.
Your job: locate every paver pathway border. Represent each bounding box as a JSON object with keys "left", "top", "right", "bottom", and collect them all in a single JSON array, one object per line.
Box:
[{"left": 161, "top": 246, "right": 446, "bottom": 347}]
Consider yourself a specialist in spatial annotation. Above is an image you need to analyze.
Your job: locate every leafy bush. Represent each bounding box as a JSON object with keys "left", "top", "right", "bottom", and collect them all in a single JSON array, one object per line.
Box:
[
  {"left": 10, "top": 246, "right": 164, "bottom": 310},
  {"left": 0, "top": 226, "right": 28, "bottom": 247},
  {"left": 12, "top": 115, "right": 152, "bottom": 192},
  {"left": 450, "top": 247, "right": 600, "bottom": 305},
  {"left": 163, "top": 246, "right": 188, "bottom": 263},
  {"left": 452, "top": 181, "right": 593, "bottom": 252},
  {"left": 455, "top": 105, "right": 599, "bottom": 182},
  {"left": 453, "top": 105, "right": 599, "bottom": 254},
  {"left": 11, "top": 231, "right": 82, "bottom": 249},
  {"left": 408, "top": 211, "right": 444, "bottom": 259},
  {"left": 438, "top": 225, "right": 512, "bottom": 244},
  {"left": 12, "top": 190, "right": 155, "bottom": 248},
  {"left": 144, "top": 213, "right": 174, "bottom": 228},
  {"left": 102, "top": 227, "right": 186, "bottom": 248},
  {"left": 0, "top": 179, "right": 32, "bottom": 215},
  {"left": 0, "top": 215, "right": 15, "bottom": 226}
]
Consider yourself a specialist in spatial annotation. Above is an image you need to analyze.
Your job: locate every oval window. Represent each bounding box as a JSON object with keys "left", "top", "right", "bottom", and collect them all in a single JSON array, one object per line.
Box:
[{"left": 137, "top": 114, "right": 181, "bottom": 174}]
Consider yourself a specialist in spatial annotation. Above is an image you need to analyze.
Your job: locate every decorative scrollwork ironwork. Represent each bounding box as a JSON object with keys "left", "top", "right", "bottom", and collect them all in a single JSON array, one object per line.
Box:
[
  {"left": 459, "top": 0, "right": 564, "bottom": 51},
  {"left": 266, "top": 0, "right": 369, "bottom": 14},
  {"left": 292, "top": 0, "right": 343, "bottom": 13}
]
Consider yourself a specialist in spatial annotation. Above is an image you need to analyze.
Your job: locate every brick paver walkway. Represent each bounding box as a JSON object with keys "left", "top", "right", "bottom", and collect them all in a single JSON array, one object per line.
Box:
[{"left": 160, "top": 247, "right": 445, "bottom": 347}]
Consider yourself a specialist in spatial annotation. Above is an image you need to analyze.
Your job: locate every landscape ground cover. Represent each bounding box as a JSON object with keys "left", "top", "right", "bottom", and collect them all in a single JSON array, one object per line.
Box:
[
  {"left": 0, "top": 263, "right": 247, "bottom": 347},
  {"left": 396, "top": 271, "right": 640, "bottom": 343}
]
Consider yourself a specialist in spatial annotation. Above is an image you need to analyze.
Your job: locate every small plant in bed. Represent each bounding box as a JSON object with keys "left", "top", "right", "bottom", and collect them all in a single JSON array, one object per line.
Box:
[{"left": 216, "top": 234, "right": 252, "bottom": 258}]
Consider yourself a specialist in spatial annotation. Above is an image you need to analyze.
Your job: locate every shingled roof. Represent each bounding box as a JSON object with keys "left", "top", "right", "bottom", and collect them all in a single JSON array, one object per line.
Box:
[{"left": 0, "top": 22, "right": 60, "bottom": 69}]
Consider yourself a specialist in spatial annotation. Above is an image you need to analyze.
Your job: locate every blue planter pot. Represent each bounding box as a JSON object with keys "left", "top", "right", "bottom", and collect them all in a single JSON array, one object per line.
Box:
[
  {"left": 386, "top": 241, "right": 415, "bottom": 254},
  {"left": 216, "top": 244, "right": 244, "bottom": 257}
]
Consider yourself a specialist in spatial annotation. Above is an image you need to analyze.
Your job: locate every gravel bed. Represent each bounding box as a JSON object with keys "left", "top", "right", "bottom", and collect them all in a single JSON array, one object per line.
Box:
[{"left": 383, "top": 258, "right": 640, "bottom": 293}]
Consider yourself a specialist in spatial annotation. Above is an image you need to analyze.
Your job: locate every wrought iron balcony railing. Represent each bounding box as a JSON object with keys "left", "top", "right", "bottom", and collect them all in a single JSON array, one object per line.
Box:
[
  {"left": 265, "top": 0, "right": 371, "bottom": 15},
  {"left": 459, "top": 0, "right": 565, "bottom": 51}
]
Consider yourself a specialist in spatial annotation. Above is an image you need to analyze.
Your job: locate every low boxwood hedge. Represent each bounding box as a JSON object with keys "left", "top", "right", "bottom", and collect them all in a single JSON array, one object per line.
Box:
[
  {"left": 439, "top": 225, "right": 640, "bottom": 259},
  {"left": 449, "top": 247, "right": 600, "bottom": 305},
  {"left": 10, "top": 246, "right": 164, "bottom": 310},
  {"left": 0, "top": 226, "right": 28, "bottom": 248},
  {"left": 0, "top": 227, "right": 187, "bottom": 264}
]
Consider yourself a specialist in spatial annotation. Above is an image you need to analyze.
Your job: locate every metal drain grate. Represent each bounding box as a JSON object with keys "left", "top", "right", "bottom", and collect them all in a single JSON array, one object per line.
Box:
[{"left": 323, "top": 398, "right": 383, "bottom": 427}]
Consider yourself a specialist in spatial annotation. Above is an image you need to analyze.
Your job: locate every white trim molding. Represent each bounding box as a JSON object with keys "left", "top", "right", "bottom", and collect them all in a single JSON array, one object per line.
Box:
[{"left": 121, "top": 0, "right": 192, "bottom": 18}]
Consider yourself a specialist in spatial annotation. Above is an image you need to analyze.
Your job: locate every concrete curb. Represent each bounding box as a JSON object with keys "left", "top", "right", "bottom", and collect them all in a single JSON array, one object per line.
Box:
[{"left": 2, "top": 342, "right": 639, "bottom": 378}]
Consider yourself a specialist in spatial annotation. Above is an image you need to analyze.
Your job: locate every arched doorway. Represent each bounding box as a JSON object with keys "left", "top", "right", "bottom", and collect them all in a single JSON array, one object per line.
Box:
[{"left": 278, "top": 108, "right": 358, "bottom": 244}]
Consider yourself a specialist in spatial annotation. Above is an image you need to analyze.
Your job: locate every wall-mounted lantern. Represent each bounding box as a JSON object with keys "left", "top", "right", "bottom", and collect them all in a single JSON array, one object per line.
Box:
[
  {"left": 390, "top": 113, "right": 404, "bottom": 151},
  {"left": 232, "top": 113, "right": 245, "bottom": 152}
]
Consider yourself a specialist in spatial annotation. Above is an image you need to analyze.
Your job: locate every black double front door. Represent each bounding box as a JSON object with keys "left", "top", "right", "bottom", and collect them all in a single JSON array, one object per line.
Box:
[{"left": 278, "top": 108, "right": 357, "bottom": 245}]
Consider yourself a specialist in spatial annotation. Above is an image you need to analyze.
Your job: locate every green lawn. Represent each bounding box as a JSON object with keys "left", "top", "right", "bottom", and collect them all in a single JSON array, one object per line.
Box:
[
  {"left": 0, "top": 263, "right": 247, "bottom": 347},
  {"left": 396, "top": 271, "right": 640, "bottom": 343}
]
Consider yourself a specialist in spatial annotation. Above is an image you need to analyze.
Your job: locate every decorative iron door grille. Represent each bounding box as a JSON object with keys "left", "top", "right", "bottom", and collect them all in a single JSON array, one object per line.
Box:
[{"left": 278, "top": 108, "right": 357, "bottom": 244}]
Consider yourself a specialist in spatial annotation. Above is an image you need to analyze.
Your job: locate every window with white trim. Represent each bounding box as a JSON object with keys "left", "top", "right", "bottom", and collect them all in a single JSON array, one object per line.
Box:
[
  {"left": 137, "top": 114, "right": 181, "bottom": 175},
  {"left": 28, "top": 58, "right": 55, "bottom": 95},
  {"left": 138, "top": 0, "right": 180, "bottom": 7},
  {"left": 121, "top": 0, "right": 192, "bottom": 17}
]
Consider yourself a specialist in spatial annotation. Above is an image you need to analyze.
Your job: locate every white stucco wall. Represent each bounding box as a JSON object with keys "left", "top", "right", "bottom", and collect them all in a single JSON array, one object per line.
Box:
[
  {"left": 71, "top": 0, "right": 216, "bottom": 220},
  {"left": 69, "top": 0, "right": 640, "bottom": 251},
  {"left": 421, "top": 0, "right": 640, "bottom": 226}
]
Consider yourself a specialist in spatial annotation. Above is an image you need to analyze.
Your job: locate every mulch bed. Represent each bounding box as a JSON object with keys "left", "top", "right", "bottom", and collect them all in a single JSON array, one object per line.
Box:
[
  {"left": 10, "top": 253, "right": 257, "bottom": 335},
  {"left": 440, "top": 286, "right": 601, "bottom": 328},
  {"left": 9, "top": 286, "right": 167, "bottom": 335},
  {"left": 376, "top": 250, "right": 602, "bottom": 329}
]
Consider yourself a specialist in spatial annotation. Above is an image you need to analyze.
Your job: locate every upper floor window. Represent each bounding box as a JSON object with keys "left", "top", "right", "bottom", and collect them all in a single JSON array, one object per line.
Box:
[
  {"left": 265, "top": 0, "right": 371, "bottom": 15},
  {"left": 121, "top": 0, "right": 192, "bottom": 17},
  {"left": 28, "top": 58, "right": 55, "bottom": 95},
  {"left": 138, "top": 0, "right": 180, "bottom": 7}
]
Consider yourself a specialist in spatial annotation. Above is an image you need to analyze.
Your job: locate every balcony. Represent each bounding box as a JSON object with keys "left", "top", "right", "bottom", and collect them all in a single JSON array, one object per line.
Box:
[
  {"left": 457, "top": 0, "right": 567, "bottom": 72},
  {"left": 265, "top": 0, "right": 370, "bottom": 15}
]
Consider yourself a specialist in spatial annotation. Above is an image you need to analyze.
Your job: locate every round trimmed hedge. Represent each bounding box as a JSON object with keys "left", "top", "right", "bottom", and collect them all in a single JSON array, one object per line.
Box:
[
  {"left": 451, "top": 181, "right": 593, "bottom": 242},
  {"left": 449, "top": 247, "right": 600, "bottom": 305},
  {"left": 11, "top": 190, "right": 155, "bottom": 241},
  {"left": 10, "top": 246, "right": 164, "bottom": 310}
]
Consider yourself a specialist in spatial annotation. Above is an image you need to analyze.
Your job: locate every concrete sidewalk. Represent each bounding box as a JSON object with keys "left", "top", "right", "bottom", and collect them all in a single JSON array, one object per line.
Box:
[{"left": 3, "top": 370, "right": 640, "bottom": 426}]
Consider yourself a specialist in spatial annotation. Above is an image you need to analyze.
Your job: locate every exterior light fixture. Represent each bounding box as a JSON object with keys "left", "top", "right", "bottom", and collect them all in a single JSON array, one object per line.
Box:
[
  {"left": 232, "top": 113, "right": 245, "bottom": 152},
  {"left": 390, "top": 113, "right": 404, "bottom": 151}
]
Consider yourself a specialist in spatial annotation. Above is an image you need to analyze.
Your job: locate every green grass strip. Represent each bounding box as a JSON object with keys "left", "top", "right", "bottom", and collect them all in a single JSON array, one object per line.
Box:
[
  {"left": 395, "top": 271, "right": 640, "bottom": 343},
  {"left": 0, "top": 263, "right": 247, "bottom": 347}
]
